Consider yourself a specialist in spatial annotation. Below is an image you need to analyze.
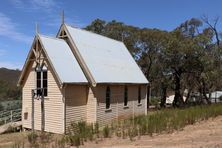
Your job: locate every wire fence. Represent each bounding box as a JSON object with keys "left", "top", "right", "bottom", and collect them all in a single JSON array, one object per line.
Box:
[{"left": 0, "top": 109, "right": 22, "bottom": 125}]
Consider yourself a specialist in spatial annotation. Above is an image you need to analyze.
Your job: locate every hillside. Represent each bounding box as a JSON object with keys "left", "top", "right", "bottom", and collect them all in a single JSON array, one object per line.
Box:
[
  {"left": 0, "top": 68, "right": 21, "bottom": 84},
  {"left": 0, "top": 68, "right": 21, "bottom": 101}
]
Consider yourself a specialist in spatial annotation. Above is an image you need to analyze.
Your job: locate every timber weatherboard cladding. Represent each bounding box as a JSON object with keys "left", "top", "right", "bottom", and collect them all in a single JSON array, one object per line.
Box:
[
  {"left": 22, "top": 59, "right": 64, "bottom": 134},
  {"left": 86, "top": 88, "right": 97, "bottom": 123},
  {"left": 95, "top": 84, "right": 147, "bottom": 126},
  {"left": 65, "top": 85, "right": 88, "bottom": 132}
]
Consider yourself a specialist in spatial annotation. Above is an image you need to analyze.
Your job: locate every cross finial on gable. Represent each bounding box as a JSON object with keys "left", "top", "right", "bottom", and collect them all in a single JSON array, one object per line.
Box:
[
  {"left": 61, "top": 10, "right": 65, "bottom": 24},
  {"left": 35, "top": 22, "right": 39, "bottom": 34}
]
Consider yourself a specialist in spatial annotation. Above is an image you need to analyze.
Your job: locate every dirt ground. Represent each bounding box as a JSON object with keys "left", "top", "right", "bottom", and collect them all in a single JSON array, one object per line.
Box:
[
  {"left": 83, "top": 116, "right": 222, "bottom": 148},
  {"left": 0, "top": 116, "right": 222, "bottom": 148}
]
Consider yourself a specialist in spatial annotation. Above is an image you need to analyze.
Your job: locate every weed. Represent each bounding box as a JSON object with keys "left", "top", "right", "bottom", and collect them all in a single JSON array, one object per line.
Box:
[
  {"left": 103, "top": 125, "right": 110, "bottom": 138},
  {"left": 11, "top": 140, "right": 25, "bottom": 148},
  {"left": 65, "top": 103, "right": 222, "bottom": 144},
  {"left": 27, "top": 132, "right": 38, "bottom": 146}
]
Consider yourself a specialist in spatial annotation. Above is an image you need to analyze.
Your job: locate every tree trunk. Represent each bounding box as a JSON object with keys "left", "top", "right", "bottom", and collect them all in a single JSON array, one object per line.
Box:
[
  {"left": 202, "top": 79, "right": 211, "bottom": 104},
  {"left": 145, "top": 54, "right": 153, "bottom": 80},
  {"left": 185, "top": 88, "right": 191, "bottom": 104},
  {"left": 160, "top": 82, "right": 167, "bottom": 107},
  {"left": 173, "top": 71, "right": 184, "bottom": 107}
]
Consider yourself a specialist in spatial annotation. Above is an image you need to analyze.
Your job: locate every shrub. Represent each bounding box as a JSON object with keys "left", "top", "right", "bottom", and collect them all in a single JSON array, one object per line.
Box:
[
  {"left": 55, "top": 137, "right": 66, "bottom": 148},
  {"left": 94, "top": 122, "right": 99, "bottom": 134},
  {"left": 102, "top": 125, "right": 110, "bottom": 138},
  {"left": 27, "top": 132, "right": 38, "bottom": 145},
  {"left": 39, "top": 132, "right": 52, "bottom": 144},
  {"left": 128, "top": 126, "right": 137, "bottom": 141},
  {"left": 69, "top": 135, "right": 81, "bottom": 147},
  {"left": 66, "top": 121, "right": 96, "bottom": 146},
  {"left": 3, "top": 125, "right": 17, "bottom": 134}
]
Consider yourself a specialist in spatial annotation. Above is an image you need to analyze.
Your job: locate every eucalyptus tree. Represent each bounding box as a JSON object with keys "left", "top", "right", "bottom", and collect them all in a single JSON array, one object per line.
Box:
[{"left": 85, "top": 19, "right": 106, "bottom": 34}]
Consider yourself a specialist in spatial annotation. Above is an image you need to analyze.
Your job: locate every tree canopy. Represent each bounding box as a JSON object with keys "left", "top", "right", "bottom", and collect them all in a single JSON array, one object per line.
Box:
[{"left": 86, "top": 17, "right": 222, "bottom": 107}]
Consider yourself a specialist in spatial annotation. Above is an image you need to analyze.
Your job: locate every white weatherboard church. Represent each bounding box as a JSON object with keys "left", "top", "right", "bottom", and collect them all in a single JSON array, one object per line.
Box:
[{"left": 18, "top": 21, "right": 149, "bottom": 134}]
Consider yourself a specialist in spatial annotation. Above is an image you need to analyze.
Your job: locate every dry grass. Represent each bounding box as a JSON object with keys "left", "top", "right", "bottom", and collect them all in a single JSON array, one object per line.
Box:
[{"left": 1, "top": 104, "right": 222, "bottom": 147}]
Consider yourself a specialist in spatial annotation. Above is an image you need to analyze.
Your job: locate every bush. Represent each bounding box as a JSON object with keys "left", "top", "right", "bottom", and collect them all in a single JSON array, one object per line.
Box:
[
  {"left": 56, "top": 136, "right": 66, "bottom": 148},
  {"left": 103, "top": 125, "right": 110, "bottom": 138},
  {"left": 27, "top": 132, "right": 38, "bottom": 146},
  {"left": 40, "top": 132, "right": 52, "bottom": 144},
  {"left": 69, "top": 135, "right": 81, "bottom": 147},
  {"left": 66, "top": 121, "right": 96, "bottom": 146},
  {"left": 128, "top": 126, "right": 137, "bottom": 141},
  {"left": 3, "top": 125, "right": 17, "bottom": 134},
  {"left": 149, "top": 97, "right": 161, "bottom": 107}
]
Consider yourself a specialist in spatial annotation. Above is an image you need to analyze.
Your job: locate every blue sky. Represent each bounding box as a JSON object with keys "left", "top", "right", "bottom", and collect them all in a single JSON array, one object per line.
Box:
[{"left": 0, "top": 0, "right": 222, "bottom": 69}]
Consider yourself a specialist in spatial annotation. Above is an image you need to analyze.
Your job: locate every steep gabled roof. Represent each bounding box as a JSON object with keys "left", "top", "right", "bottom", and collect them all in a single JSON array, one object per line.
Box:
[
  {"left": 18, "top": 35, "right": 88, "bottom": 86},
  {"left": 38, "top": 35, "right": 88, "bottom": 83},
  {"left": 63, "top": 24, "right": 149, "bottom": 84}
]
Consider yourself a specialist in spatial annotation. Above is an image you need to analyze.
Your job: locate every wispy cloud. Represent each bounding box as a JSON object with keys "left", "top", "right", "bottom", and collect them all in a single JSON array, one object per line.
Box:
[
  {"left": 10, "top": 0, "right": 57, "bottom": 12},
  {"left": 0, "top": 61, "right": 22, "bottom": 70},
  {"left": 31, "top": 0, "right": 55, "bottom": 9},
  {"left": 0, "top": 12, "right": 32, "bottom": 43}
]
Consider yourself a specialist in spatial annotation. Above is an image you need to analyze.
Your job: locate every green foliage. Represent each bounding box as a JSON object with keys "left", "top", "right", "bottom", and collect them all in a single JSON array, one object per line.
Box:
[
  {"left": 3, "top": 125, "right": 18, "bottom": 134},
  {"left": 102, "top": 125, "right": 110, "bottom": 138},
  {"left": 0, "top": 100, "right": 22, "bottom": 111},
  {"left": 66, "top": 103, "right": 222, "bottom": 145},
  {"left": 0, "top": 103, "right": 4, "bottom": 111},
  {"left": 128, "top": 126, "right": 138, "bottom": 141},
  {"left": 86, "top": 18, "right": 222, "bottom": 107},
  {"left": 39, "top": 132, "right": 52, "bottom": 144},
  {"left": 27, "top": 132, "right": 38, "bottom": 146},
  {"left": 55, "top": 137, "right": 66, "bottom": 148},
  {"left": 0, "top": 68, "right": 21, "bottom": 101},
  {"left": 66, "top": 121, "right": 95, "bottom": 146},
  {"left": 219, "top": 96, "right": 222, "bottom": 101},
  {"left": 68, "top": 135, "right": 81, "bottom": 147},
  {"left": 149, "top": 97, "right": 160, "bottom": 107}
]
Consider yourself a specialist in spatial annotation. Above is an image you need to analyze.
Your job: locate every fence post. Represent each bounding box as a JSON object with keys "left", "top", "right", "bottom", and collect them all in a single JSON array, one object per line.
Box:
[{"left": 10, "top": 110, "right": 13, "bottom": 122}]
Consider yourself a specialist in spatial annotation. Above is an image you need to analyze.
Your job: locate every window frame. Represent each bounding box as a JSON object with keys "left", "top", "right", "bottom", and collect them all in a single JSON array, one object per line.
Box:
[
  {"left": 36, "top": 71, "right": 42, "bottom": 96},
  {"left": 124, "top": 86, "right": 128, "bottom": 107},
  {"left": 36, "top": 64, "right": 48, "bottom": 97},
  {"left": 106, "top": 86, "right": 111, "bottom": 109},
  {"left": 42, "top": 70, "right": 48, "bottom": 97},
  {"left": 138, "top": 86, "right": 142, "bottom": 104}
]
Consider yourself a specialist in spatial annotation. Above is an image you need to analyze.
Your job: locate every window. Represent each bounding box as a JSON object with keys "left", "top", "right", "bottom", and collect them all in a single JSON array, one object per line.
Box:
[
  {"left": 124, "top": 86, "right": 128, "bottom": 106},
  {"left": 106, "top": 86, "right": 111, "bottom": 109},
  {"left": 36, "top": 65, "right": 48, "bottom": 97},
  {"left": 36, "top": 71, "right": 41, "bottom": 96},
  {"left": 138, "top": 86, "right": 141, "bottom": 104},
  {"left": 42, "top": 71, "right": 47, "bottom": 96}
]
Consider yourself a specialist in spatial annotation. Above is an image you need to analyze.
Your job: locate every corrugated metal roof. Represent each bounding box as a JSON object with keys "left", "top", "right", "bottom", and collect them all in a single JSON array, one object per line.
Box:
[
  {"left": 39, "top": 35, "right": 88, "bottom": 83},
  {"left": 65, "top": 25, "right": 149, "bottom": 84}
]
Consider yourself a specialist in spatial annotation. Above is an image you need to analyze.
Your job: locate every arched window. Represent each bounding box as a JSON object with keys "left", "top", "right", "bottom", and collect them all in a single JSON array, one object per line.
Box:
[
  {"left": 138, "top": 86, "right": 141, "bottom": 104},
  {"left": 36, "top": 64, "right": 48, "bottom": 97},
  {"left": 106, "top": 86, "right": 111, "bottom": 109},
  {"left": 124, "top": 86, "right": 128, "bottom": 106}
]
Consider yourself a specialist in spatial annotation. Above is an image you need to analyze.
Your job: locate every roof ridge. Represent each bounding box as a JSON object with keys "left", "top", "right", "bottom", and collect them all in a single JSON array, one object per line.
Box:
[
  {"left": 65, "top": 24, "right": 124, "bottom": 44},
  {"left": 38, "top": 34, "right": 65, "bottom": 42}
]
